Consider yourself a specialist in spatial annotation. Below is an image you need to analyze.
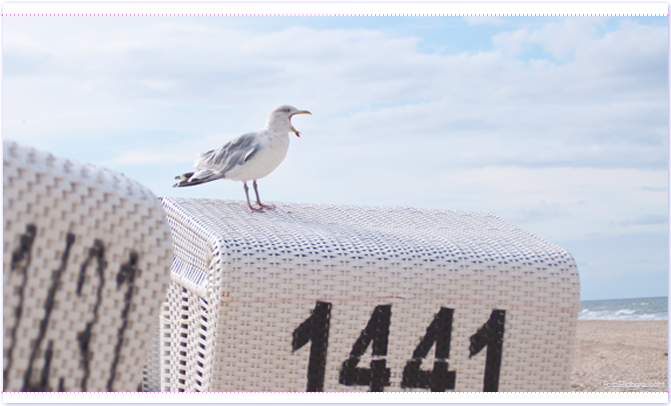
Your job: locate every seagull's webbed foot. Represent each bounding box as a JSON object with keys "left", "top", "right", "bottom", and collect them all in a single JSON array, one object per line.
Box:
[
  {"left": 258, "top": 202, "right": 275, "bottom": 210},
  {"left": 248, "top": 205, "right": 265, "bottom": 213}
]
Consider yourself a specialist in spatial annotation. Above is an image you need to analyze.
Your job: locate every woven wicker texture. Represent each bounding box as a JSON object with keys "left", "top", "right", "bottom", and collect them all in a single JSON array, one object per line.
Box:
[
  {"left": 154, "top": 197, "right": 580, "bottom": 392},
  {"left": 3, "top": 141, "right": 173, "bottom": 392}
]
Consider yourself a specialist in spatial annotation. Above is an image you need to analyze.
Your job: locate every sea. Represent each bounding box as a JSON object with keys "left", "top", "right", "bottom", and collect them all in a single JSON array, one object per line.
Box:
[{"left": 578, "top": 296, "right": 668, "bottom": 321}]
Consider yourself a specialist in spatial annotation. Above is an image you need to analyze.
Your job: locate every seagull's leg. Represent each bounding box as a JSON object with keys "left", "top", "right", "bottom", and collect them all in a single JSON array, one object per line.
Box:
[
  {"left": 253, "top": 180, "right": 275, "bottom": 210},
  {"left": 244, "top": 182, "right": 264, "bottom": 213}
]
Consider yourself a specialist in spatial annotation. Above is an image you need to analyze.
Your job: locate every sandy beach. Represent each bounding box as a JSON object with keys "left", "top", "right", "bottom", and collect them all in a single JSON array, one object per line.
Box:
[{"left": 571, "top": 321, "right": 668, "bottom": 392}]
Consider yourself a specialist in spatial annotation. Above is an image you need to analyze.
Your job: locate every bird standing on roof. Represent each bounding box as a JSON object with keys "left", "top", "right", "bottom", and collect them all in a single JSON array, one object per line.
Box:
[{"left": 174, "top": 105, "right": 311, "bottom": 212}]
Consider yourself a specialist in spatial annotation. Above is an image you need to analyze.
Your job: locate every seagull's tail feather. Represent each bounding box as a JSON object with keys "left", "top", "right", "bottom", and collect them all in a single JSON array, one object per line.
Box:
[{"left": 173, "top": 171, "right": 221, "bottom": 188}]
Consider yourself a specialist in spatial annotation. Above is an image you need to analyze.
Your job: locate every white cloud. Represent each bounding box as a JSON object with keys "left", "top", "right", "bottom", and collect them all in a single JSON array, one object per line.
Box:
[
  {"left": 511, "top": 200, "right": 570, "bottom": 223},
  {"left": 109, "top": 148, "right": 191, "bottom": 166},
  {"left": 574, "top": 19, "right": 668, "bottom": 83},
  {"left": 492, "top": 17, "right": 604, "bottom": 60},
  {"left": 613, "top": 214, "right": 668, "bottom": 227}
]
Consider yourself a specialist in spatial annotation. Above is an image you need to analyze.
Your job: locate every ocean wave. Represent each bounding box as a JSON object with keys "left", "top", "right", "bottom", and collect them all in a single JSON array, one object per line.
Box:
[
  {"left": 578, "top": 296, "right": 667, "bottom": 321},
  {"left": 578, "top": 311, "right": 667, "bottom": 321}
]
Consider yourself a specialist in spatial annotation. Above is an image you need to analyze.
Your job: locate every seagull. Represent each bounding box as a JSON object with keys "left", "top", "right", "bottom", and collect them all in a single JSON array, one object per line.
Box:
[{"left": 174, "top": 105, "right": 311, "bottom": 212}]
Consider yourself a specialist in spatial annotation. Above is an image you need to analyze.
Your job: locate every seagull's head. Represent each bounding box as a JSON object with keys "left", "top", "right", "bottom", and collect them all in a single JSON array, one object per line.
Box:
[{"left": 266, "top": 105, "right": 311, "bottom": 137}]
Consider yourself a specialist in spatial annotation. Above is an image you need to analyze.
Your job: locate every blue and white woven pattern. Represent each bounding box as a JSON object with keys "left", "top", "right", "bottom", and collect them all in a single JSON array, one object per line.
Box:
[
  {"left": 152, "top": 197, "right": 579, "bottom": 392},
  {"left": 3, "top": 141, "right": 173, "bottom": 392}
]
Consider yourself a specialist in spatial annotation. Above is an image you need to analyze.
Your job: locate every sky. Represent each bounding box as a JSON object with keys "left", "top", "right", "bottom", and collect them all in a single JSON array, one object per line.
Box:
[{"left": 3, "top": 10, "right": 668, "bottom": 301}]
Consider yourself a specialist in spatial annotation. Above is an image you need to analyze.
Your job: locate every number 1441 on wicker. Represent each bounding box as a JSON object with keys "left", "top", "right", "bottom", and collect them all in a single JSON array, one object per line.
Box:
[{"left": 293, "top": 302, "right": 505, "bottom": 392}]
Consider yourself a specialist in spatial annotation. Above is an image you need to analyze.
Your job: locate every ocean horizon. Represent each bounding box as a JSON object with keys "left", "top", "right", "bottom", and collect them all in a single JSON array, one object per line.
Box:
[{"left": 579, "top": 296, "right": 668, "bottom": 321}]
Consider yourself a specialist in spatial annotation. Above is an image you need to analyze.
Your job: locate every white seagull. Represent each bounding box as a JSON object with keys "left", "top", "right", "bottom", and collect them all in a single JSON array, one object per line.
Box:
[{"left": 174, "top": 105, "right": 311, "bottom": 212}]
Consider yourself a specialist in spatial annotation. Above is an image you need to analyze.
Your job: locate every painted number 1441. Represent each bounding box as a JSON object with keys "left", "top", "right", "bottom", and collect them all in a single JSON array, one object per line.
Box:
[{"left": 292, "top": 302, "right": 505, "bottom": 392}]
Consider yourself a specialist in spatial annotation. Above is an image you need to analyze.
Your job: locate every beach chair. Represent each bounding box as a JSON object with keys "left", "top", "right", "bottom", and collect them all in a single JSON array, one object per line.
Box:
[
  {"left": 149, "top": 197, "right": 580, "bottom": 392},
  {"left": 3, "top": 141, "right": 173, "bottom": 392}
]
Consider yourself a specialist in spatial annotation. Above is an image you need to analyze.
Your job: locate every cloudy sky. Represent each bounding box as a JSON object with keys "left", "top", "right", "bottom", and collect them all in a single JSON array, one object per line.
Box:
[{"left": 3, "top": 11, "right": 668, "bottom": 301}]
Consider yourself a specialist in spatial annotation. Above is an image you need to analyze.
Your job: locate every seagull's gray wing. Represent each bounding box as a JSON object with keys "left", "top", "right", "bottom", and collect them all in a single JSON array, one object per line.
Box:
[{"left": 193, "top": 132, "right": 261, "bottom": 179}]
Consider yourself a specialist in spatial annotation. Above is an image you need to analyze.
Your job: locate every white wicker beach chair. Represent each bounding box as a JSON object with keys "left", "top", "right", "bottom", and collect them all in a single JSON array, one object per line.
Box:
[
  {"left": 3, "top": 141, "right": 173, "bottom": 392},
  {"left": 150, "top": 197, "right": 580, "bottom": 392}
]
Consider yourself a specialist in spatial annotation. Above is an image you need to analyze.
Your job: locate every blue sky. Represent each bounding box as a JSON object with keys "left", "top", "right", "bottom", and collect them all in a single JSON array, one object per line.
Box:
[{"left": 3, "top": 12, "right": 668, "bottom": 301}]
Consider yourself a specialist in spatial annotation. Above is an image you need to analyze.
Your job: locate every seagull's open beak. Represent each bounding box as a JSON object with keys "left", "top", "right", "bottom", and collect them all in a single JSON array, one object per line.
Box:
[{"left": 289, "top": 110, "right": 311, "bottom": 138}]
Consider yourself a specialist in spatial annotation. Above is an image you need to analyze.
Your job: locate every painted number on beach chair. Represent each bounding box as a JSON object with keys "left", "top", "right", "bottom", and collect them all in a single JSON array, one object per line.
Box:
[
  {"left": 469, "top": 309, "right": 506, "bottom": 392},
  {"left": 292, "top": 303, "right": 506, "bottom": 392},
  {"left": 401, "top": 307, "right": 457, "bottom": 392},
  {"left": 291, "top": 301, "right": 332, "bottom": 392},
  {"left": 5, "top": 224, "right": 141, "bottom": 392},
  {"left": 339, "top": 305, "right": 392, "bottom": 392}
]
